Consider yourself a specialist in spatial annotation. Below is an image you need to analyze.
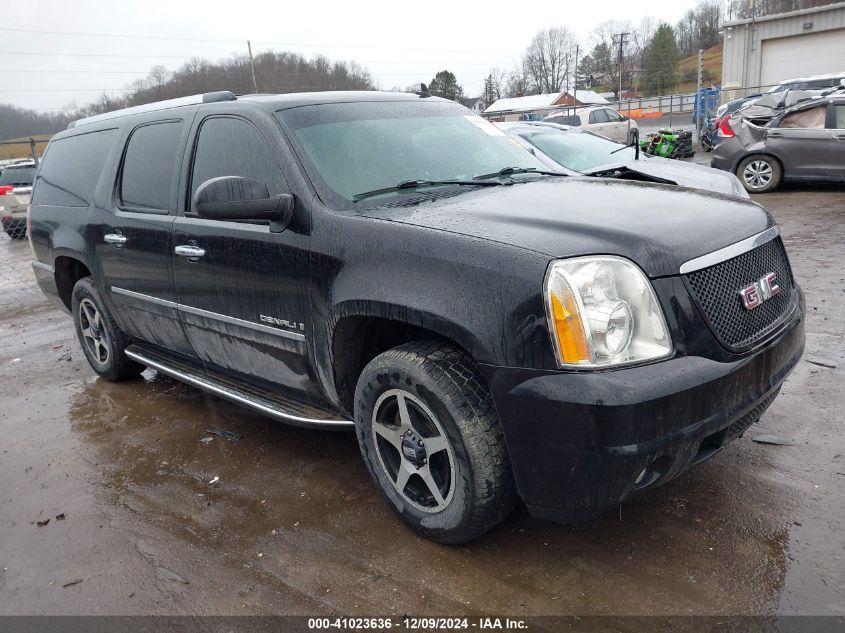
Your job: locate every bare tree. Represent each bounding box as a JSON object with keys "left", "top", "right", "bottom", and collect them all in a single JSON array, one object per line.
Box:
[
  {"left": 482, "top": 67, "right": 506, "bottom": 105},
  {"left": 522, "top": 27, "right": 578, "bottom": 94},
  {"left": 504, "top": 62, "right": 532, "bottom": 98},
  {"left": 590, "top": 20, "right": 635, "bottom": 94}
]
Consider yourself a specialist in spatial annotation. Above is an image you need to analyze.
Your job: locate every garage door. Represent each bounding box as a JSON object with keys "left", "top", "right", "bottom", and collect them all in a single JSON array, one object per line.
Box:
[{"left": 760, "top": 29, "right": 845, "bottom": 87}]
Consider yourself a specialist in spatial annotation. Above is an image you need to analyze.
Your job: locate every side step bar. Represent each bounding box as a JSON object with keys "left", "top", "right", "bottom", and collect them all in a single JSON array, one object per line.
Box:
[{"left": 125, "top": 347, "right": 352, "bottom": 430}]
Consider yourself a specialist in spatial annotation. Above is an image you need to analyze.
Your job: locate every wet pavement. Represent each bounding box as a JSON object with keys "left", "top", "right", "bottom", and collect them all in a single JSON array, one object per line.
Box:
[{"left": 1, "top": 186, "right": 844, "bottom": 617}]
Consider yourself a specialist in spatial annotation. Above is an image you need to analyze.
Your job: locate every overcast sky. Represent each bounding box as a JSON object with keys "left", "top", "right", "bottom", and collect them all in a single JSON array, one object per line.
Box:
[{"left": 2, "top": 0, "right": 698, "bottom": 112}]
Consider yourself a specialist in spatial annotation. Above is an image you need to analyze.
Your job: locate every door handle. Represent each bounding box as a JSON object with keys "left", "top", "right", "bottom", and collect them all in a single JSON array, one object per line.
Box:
[
  {"left": 767, "top": 132, "right": 782, "bottom": 138},
  {"left": 834, "top": 135, "right": 845, "bottom": 141},
  {"left": 174, "top": 244, "right": 206, "bottom": 259},
  {"left": 104, "top": 233, "right": 127, "bottom": 247}
]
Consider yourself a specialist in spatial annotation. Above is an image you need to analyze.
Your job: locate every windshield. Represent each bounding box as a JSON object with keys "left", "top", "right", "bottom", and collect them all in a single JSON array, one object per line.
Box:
[
  {"left": 517, "top": 129, "right": 635, "bottom": 172},
  {"left": 276, "top": 100, "right": 545, "bottom": 208},
  {"left": 0, "top": 166, "right": 35, "bottom": 186}
]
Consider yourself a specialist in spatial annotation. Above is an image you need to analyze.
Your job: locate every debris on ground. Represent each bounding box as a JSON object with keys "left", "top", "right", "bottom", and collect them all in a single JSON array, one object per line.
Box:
[
  {"left": 752, "top": 434, "right": 797, "bottom": 446},
  {"left": 52, "top": 344, "right": 63, "bottom": 350},
  {"left": 36, "top": 519, "right": 49, "bottom": 527},
  {"left": 200, "top": 436, "right": 214, "bottom": 444},
  {"left": 806, "top": 359, "right": 836, "bottom": 370},
  {"left": 208, "top": 476, "right": 219, "bottom": 484},
  {"left": 156, "top": 566, "right": 189, "bottom": 584},
  {"left": 55, "top": 513, "right": 65, "bottom": 520},
  {"left": 205, "top": 428, "right": 242, "bottom": 441},
  {"left": 62, "top": 578, "right": 83, "bottom": 588}
]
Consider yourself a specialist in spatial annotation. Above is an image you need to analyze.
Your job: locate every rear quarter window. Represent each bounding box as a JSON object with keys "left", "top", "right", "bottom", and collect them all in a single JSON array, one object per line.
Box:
[{"left": 31, "top": 129, "right": 118, "bottom": 207}]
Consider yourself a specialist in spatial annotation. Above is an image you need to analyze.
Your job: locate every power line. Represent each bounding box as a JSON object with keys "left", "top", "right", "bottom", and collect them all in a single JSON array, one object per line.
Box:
[
  {"left": 0, "top": 26, "right": 520, "bottom": 55},
  {"left": 0, "top": 51, "right": 502, "bottom": 67}
]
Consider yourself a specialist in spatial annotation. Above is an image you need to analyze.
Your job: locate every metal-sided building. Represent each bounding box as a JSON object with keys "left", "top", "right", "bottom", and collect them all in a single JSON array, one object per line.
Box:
[{"left": 721, "top": 1, "right": 845, "bottom": 97}]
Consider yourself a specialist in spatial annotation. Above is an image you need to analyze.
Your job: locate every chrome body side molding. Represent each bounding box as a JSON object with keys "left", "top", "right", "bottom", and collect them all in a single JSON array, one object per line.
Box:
[
  {"left": 179, "top": 303, "right": 305, "bottom": 341},
  {"left": 111, "top": 286, "right": 305, "bottom": 342},
  {"left": 111, "top": 286, "right": 177, "bottom": 308}
]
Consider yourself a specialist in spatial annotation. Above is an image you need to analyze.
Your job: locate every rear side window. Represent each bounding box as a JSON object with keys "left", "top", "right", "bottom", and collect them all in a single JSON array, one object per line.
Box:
[
  {"left": 833, "top": 105, "right": 845, "bottom": 129},
  {"left": 780, "top": 105, "right": 826, "bottom": 129},
  {"left": 545, "top": 115, "right": 580, "bottom": 126},
  {"left": 0, "top": 166, "right": 35, "bottom": 187},
  {"left": 31, "top": 129, "right": 117, "bottom": 207},
  {"left": 189, "top": 116, "right": 283, "bottom": 211},
  {"left": 120, "top": 121, "right": 182, "bottom": 211},
  {"left": 589, "top": 109, "right": 610, "bottom": 124}
]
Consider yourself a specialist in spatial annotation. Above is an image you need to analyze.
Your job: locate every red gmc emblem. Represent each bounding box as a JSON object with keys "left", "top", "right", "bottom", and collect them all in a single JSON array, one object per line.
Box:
[{"left": 739, "top": 272, "right": 780, "bottom": 310}]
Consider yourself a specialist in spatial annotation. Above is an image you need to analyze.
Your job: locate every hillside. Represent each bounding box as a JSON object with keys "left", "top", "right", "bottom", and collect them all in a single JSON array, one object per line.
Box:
[
  {"left": 676, "top": 42, "right": 722, "bottom": 92},
  {"left": 0, "top": 134, "right": 51, "bottom": 161}
]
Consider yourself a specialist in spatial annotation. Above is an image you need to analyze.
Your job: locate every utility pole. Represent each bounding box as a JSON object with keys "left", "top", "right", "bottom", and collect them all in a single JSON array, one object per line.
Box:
[
  {"left": 614, "top": 32, "right": 629, "bottom": 102},
  {"left": 247, "top": 40, "right": 258, "bottom": 94},
  {"left": 696, "top": 48, "right": 704, "bottom": 138},
  {"left": 573, "top": 44, "right": 579, "bottom": 106}
]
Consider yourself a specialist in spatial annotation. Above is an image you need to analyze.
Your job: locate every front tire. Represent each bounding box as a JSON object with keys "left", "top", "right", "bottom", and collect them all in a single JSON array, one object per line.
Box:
[
  {"left": 354, "top": 341, "right": 517, "bottom": 544},
  {"left": 737, "top": 155, "right": 782, "bottom": 193},
  {"left": 71, "top": 277, "right": 143, "bottom": 381}
]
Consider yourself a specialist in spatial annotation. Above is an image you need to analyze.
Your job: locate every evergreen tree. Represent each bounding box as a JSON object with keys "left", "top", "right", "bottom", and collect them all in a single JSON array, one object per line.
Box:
[
  {"left": 429, "top": 70, "right": 465, "bottom": 102},
  {"left": 642, "top": 24, "right": 679, "bottom": 95}
]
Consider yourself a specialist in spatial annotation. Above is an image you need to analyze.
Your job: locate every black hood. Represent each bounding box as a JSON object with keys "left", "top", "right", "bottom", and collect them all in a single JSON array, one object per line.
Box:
[{"left": 362, "top": 177, "right": 773, "bottom": 278}]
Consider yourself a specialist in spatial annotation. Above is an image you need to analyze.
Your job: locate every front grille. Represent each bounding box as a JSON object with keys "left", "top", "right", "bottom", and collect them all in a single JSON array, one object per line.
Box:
[{"left": 684, "top": 237, "right": 795, "bottom": 350}]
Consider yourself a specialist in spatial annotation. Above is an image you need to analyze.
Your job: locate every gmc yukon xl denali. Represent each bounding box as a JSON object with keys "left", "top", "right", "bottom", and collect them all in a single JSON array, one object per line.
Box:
[{"left": 30, "top": 91, "right": 805, "bottom": 544}]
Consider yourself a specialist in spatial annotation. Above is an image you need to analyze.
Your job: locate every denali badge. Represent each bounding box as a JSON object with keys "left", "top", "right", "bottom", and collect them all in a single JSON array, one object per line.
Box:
[
  {"left": 739, "top": 272, "right": 780, "bottom": 310},
  {"left": 259, "top": 314, "right": 305, "bottom": 331}
]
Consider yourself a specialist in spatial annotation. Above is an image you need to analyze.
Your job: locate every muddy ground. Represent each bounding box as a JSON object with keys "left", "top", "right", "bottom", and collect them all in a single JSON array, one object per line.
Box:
[{"left": 1, "top": 185, "right": 843, "bottom": 617}]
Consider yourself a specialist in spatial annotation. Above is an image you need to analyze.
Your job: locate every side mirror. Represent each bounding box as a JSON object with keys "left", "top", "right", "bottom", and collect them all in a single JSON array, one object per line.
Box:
[{"left": 193, "top": 176, "right": 293, "bottom": 233}]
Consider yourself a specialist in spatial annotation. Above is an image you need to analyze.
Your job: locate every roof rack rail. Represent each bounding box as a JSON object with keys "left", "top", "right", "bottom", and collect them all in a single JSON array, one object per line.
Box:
[{"left": 68, "top": 91, "right": 237, "bottom": 129}]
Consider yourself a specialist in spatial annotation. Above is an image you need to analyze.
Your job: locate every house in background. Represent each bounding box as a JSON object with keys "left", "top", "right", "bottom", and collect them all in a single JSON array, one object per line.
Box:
[
  {"left": 459, "top": 96, "right": 486, "bottom": 114},
  {"left": 482, "top": 90, "right": 609, "bottom": 121}
]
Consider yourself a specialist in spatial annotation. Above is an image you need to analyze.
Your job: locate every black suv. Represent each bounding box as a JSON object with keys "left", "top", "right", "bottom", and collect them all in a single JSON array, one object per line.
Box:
[{"left": 30, "top": 91, "right": 805, "bottom": 544}]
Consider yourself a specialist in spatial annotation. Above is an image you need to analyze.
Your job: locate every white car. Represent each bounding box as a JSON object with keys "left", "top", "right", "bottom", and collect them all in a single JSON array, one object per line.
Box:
[
  {"left": 497, "top": 121, "right": 748, "bottom": 199},
  {"left": 0, "top": 161, "right": 35, "bottom": 239},
  {"left": 543, "top": 106, "right": 639, "bottom": 144}
]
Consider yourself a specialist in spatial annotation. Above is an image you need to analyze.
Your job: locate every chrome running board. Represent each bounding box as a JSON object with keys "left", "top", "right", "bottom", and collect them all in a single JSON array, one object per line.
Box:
[{"left": 125, "top": 347, "right": 352, "bottom": 430}]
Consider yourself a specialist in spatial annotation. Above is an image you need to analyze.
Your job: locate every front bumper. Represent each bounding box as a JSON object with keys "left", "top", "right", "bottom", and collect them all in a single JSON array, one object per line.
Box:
[{"left": 479, "top": 288, "right": 805, "bottom": 524}]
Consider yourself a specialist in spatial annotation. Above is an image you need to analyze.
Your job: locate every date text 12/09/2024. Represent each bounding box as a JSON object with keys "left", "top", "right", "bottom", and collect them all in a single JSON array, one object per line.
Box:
[{"left": 307, "top": 617, "right": 528, "bottom": 630}]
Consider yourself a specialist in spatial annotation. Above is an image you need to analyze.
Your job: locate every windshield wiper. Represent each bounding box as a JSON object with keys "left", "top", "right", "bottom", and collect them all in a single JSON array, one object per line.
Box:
[
  {"left": 473, "top": 166, "right": 566, "bottom": 180},
  {"left": 352, "top": 179, "right": 501, "bottom": 203}
]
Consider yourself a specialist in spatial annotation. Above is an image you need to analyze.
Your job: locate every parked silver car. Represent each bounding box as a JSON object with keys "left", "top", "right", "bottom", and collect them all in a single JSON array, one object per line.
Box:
[
  {"left": 497, "top": 121, "right": 748, "bottom": 198},
  {"left": 543, "top": 106, "right": 639, "bottom": 144},
  {"left": 0, "top": 162, "right": 35, "bottom": 239},
  {"left": 711, "top": 94, "right": 845, "bottom": 193}
]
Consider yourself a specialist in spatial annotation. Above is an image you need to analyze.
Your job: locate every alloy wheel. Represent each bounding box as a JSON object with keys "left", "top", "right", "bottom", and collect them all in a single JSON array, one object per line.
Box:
[
  {"left": 743, "top": 160, "right": 773, "bottom": 190},
  {"left": 371, "top": 389, "right": 456, "bottom": 513},
  {"left": 79, "top": 298, "right": 111, "bottom": 365}
]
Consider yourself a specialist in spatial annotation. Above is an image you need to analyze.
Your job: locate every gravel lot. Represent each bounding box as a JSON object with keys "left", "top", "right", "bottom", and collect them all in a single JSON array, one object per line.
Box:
[{"left": 0, "top": 184, "right": 843, "bottom": 618}]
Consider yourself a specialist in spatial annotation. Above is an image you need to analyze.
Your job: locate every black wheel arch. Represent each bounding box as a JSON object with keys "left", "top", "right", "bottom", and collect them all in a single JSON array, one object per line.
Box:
[{"left": 329, "top": 305, "right": 485, "bottom": 415}]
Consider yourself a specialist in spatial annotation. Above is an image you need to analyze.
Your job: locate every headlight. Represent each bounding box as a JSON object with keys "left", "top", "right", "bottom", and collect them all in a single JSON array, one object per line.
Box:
[{"left": 544, "top": 256, "right": 672, "bottom": 368}]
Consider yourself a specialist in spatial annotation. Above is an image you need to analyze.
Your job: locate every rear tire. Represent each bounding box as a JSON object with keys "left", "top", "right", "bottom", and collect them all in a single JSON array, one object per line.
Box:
[
  {"left": 354, "top": 341, "right": 517, "bottom": 544},
  {"left": 737, "top": 155, "right": 782, "bottom": 193},
  {"left": 71, "top": 277, "right": 143, "bottom": 381}
]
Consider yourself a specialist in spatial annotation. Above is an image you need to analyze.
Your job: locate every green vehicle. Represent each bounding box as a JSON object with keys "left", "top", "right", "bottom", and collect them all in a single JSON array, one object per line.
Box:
[{"left": 640, "top": 128, "right": 695, "bottom": 160}]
